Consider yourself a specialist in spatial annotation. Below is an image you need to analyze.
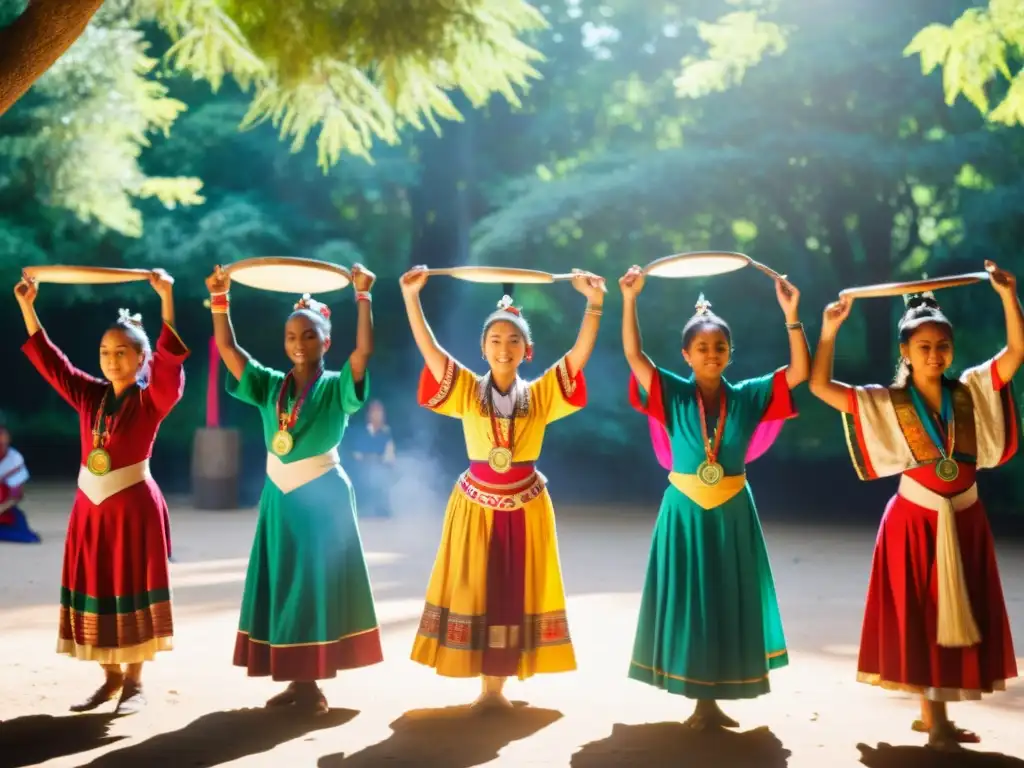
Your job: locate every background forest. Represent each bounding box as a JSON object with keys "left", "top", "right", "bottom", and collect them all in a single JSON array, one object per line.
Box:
[{"left": 3, "top": 0, "right": 1024, "bottom": 509}]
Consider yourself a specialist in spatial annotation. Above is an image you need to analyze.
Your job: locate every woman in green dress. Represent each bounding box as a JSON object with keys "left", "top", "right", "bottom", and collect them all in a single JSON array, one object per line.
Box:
[
  {"left": 618, "top": 265, "right": 809, "bottom": 729},
  {"left": 205, "top": 264, "right": 383, "bottom": 713}
]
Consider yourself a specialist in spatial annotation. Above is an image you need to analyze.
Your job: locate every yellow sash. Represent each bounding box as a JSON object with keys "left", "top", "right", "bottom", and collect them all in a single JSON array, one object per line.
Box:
[{"left": 668, "top": 471, "right": 747, "bottom": 510}]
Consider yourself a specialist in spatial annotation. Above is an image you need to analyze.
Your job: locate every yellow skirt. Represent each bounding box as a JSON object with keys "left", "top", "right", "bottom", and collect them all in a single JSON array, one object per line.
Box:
[{"left": 410, "top": 478, "right": 576, "bottom": 679}]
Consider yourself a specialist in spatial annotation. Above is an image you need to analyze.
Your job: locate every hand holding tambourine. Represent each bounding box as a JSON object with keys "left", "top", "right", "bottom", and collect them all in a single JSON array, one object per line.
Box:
[
  {"left": 571, "top": 269, "right": 606, "bottom": 302},
  {"left": 399, "top": 266, "right": 429, "bottom": 298},
  {"left": 206, "top": 266, "right": 230, "bottom": 295},
  {"left": 14, "top": 272, "right": 38, "bottom": 306},
  {"left": 619, "top": 265, "right": 646, "bottom": 298},
  {"left": 350, "top": 263, "right": 376, "bottom": 293},
  {"left": 986, "top": 259, "right": 1016, "bottom": 298}
]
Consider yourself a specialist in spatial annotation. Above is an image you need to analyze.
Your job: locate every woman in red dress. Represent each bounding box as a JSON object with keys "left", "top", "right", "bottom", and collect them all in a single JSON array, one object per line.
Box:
[
  {"left": 14, "top": 268, "right": 188, "bottom": 715},
  {"left": 808, "top": 260, "right": 1022, "bottom": 751}
]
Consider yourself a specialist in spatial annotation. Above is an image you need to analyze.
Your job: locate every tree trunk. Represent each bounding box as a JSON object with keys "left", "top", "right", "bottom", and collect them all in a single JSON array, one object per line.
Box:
[{"left": 0, "top": 0, "right": 105, "bottom": 117}]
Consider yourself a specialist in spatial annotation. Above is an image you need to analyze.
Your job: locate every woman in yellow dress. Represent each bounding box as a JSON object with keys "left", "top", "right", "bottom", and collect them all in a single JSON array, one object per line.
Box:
[{"left": 401, "top": 266, "right": 605, "bottom": 707}]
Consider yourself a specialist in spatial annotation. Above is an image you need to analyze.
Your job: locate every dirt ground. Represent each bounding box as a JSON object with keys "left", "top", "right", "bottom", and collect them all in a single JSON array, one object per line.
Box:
[{"left": 1, "top": 484, "right": 1023, "bottom": 768}]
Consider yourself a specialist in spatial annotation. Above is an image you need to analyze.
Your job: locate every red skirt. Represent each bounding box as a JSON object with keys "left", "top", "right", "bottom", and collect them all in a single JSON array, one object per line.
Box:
[
  {"left": 858, "top": 487, "right": 1017, "bottom": 700},
  {"left": 58, "top": 478, "right": 173, "bottom": 664}
]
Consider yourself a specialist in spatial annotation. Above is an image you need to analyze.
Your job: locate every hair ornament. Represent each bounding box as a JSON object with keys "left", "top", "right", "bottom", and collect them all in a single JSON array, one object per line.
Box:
[
  {"left": 694, "top": 293, "right": 712, "bottom": 316},
  {"left": 496, "top": 294, "right": 522, "bottom": 317},
  {"left": 117, "top": 308, "right": 143, "bottom": 328},
  {"left": 903, "top": 290, "right": 938, "bottom": 309},
  {"left": 295, "top": 293, "right": 331, "bottom": 319}
]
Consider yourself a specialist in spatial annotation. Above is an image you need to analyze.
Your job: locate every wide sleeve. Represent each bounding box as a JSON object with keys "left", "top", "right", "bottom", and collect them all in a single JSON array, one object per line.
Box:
[
  {"left": 145, "top": 323, "right": 190, "bottom": 415},
  {"left": 20, "top": 329, "right": 105, "bottom": 412},
  {"left": 627, "top": 366, "right": 687, "bottom": 471},
  {"left": 332, "top": 361, "right": 370, "bottom": 416},
  {"left": 960, "top": 359, "right": 1018, "bottom": 469},
  {"left": 840, "top": 385, "right": 913, "bottom": 480},
  {"left": 530, "top": 355, "right": 588, "bottom": 425},
  {"left": 733, "top": 368, "right": 798, "bottom": 422},
  {"left": 740, "top": 367, "right": 799, "bottom": 463},
  {"left": 225, "top": 358, "right": 285, "bottom": 409},
  {"left": 417, "top": 356, "right": 478, "bottom": 420},
  {"left": 628, "top": 366, "right": 688, "bottom": 427}
]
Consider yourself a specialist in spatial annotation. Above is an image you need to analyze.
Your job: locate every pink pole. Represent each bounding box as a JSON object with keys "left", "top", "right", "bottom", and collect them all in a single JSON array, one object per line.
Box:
[{"left": 206, "top": 336, "right": 220, "bottom": 428}]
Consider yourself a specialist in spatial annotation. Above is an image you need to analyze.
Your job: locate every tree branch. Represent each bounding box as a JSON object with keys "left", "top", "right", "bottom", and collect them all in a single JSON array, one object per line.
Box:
[{"left": 0, "top": 0, "right": 105, "bottom": 117}]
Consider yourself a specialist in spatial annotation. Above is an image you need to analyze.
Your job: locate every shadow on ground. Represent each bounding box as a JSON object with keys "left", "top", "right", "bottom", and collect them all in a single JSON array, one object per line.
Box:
[
  {"left": 570, "top": 722, "right": 791, "bottom": 768},
  {"left": 0, "top": 713, "right": 124, "bottom": 767},
  {"left": 80, "top": 707, "right": 358, "bottom": 767},
  {"left": 858, "top": 742, "right": 1024, "bottom": 768},
  {"left": 318, "top": 701, "right": 562, "bottom": 767}
]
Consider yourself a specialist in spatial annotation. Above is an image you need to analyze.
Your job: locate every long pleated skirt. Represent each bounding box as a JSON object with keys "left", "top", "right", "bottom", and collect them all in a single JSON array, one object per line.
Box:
[
  {"left": 629, "top": 485, "right": 788, "bottom": 699},
  {"left": 857, "top": 493, "right": 1017, "bottom": 700},
  {"left": 59, "top": 481, "right": 173, "bottom": 664},
  {"left": 233, "top": 470, "right": 383, "bottom": 681},
  {"left": 411, "top": 473, "right": 575, "bottom": 680}
]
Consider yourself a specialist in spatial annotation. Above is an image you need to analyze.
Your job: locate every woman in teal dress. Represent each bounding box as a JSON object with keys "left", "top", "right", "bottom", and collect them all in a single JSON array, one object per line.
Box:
[
  {"left": 205, "top": 264, "right": 383, "bottom": 714},
  {"left": 618, "top": 265, "right": 810, "bottom": 729}
]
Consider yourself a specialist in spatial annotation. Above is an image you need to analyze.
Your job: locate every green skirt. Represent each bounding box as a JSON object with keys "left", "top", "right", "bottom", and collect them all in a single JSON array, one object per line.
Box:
[
  {"left": 233, "top": 468, "right": 383, "bottom": 681},
  {"left": 628, "top": 485, "right": 788, "bottom": 700}
]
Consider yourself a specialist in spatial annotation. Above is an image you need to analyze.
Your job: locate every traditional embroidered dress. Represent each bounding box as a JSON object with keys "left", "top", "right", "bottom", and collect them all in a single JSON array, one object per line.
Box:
[
  {"left": 228, "top": 359, "right": 383, "bottom": 681},
  {"left": 21, "top": 325, "right": 188, "bottom": 662},
  {"left": 627, "top": 366, "right": 797, "bottom": 699},
  {"left": 411, "top": 356, "right": 586, "bottom": 679},
  {"left": 842, "top": 358, "right": 1018, "bottom": 700},
  {"left": 0, "top": 446, "right": 39, "bottom": 543}
]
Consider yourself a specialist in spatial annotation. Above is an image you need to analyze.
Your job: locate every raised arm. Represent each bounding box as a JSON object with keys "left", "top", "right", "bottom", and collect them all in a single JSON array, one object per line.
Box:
[
  {"left": 986, "top": 261, "right": 1024, "bottom": 385},
  {"left": 146, "top": 270, "right": 190, "bottom": 414},
  {"left": 400, "top": 266, "right": 449, "bottom": 382},
  {"left": 206, "top": 266, "right": 251, "bottom": 381},
  {"left": 564, "top": 270, "right": 606, "bottom": 376},
  {"left": 348, "top": 263, "right": 375, "bottom": 383},
  {"left": 14, "top": 274, "right": 104, "bottom": 411},
  {"left": 808, "top": 297, "right": 855, "bottom": 413},
  {"left": 14, "top": 273, "right": 41, "bottom": 336},
  {"left": 619, "top": 266, "right": 656, "bottom": 393},
  {"left": 774, "top": 277, "right": 810, "bottom": 388}
]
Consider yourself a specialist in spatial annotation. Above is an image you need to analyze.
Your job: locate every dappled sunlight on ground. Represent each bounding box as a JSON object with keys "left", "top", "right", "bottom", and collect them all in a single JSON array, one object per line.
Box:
[{"left": 2, "top": 486, "right": 1024, "bottom": 766}]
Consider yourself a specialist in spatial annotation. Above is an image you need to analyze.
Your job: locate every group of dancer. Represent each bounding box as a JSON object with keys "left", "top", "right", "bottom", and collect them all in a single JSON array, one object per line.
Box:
[{"left": 9, "top": 255, "right": 1021, "bottom": 752}]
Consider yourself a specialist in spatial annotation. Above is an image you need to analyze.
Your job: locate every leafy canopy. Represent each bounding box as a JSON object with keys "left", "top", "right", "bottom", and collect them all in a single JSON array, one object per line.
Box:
[
  {"left": 138, "top": 0, "right": 547, "bottom": 170},
  {"left": 905, "top": 0, "right": 1024, "bottom": 126},
  {"left": 0, "top": 0, "right": 546, "bottom": 236}
]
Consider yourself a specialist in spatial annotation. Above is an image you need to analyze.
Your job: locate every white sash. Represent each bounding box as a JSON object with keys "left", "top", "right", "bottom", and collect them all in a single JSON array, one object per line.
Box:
[
  {"left": 266, "top": 446, "right": 344, "bottom": 494},
  {"left": 897, "top": 475, "right": 981, "bottom": 648},
  {"left": 77, "top": 459, "right": 152, "bottom": 506}
]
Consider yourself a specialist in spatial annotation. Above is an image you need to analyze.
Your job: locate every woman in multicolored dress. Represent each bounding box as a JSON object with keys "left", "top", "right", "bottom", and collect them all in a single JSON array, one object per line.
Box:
[
  {"left": 808, "top": 261, "right": 1021, "bottom": 751},
  {"left": 620, "top": 265, "right": 808, "bottom": 730},
  {"left": 206, "top": 264, "right": 383, "bottom": 714},
  {"left": 401, "top": 266, "right": 605, "bottom": 708},
  {"left": 14, "top": 269, "right": 187, "bottom": 715}
]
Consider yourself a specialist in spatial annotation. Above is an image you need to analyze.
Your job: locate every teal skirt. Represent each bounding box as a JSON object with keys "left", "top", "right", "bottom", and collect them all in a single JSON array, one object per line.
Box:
[
  {"left": 628, "top": 485, "right": 788, "bottom": 700},
  {"left": 233, "top": 469, "right": 383, "bottom": 681}
]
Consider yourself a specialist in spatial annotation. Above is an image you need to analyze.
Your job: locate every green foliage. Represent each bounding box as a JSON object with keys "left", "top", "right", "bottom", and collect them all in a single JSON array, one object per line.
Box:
[
  {"left": 135, "top": 0, "right": 548, "bottom": 170},
  {"left": 906, "top": 0, "right": 1024, "bottom": 125},
  {"left": 0, "top": 3, "right": 204, "bottom": 237},
  {"left": 674, "top": 10, "right": 789, "bottom": 99}
]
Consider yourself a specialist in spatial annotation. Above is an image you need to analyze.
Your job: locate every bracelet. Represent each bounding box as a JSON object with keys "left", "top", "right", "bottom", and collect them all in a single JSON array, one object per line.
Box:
[
  {"left": 210, "top": 293, "right": 229, "bottom": 314},
  {"left": 785, "top": 321, "right": 803, "bottom": 330},
  {"left": 355, "top": 291, "right": 372, "bottom": 303},
  {"left": 585, "top": 305, "right": 603, "bottom": 317}
]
